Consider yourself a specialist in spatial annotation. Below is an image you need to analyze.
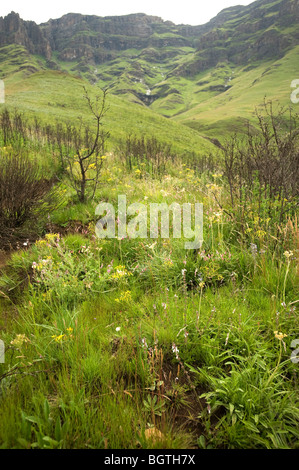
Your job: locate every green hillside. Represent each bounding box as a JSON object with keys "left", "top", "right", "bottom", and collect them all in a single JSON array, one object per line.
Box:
[
  {"left": 173, "top": 46, "right": 299, "bottom": 137},
  {"left": 1, "top": 45, "right": 214, "bottom": 156},
  {"left": 1, "top": 0, "right": 299, "bottom": 143},
  {"left": 0, "top": 1, "right": 298, "bottom": 451}
]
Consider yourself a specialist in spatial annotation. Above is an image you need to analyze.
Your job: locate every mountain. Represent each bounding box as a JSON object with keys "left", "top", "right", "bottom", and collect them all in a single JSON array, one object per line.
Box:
[{"left": 0, "top": 0, "right": 298, "bottom": 141}]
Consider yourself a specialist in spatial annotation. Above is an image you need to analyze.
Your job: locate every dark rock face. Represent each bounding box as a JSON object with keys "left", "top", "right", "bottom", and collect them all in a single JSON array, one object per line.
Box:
[
  {"left": 0, "top": 12, "right": 51, "bottom": 58},
  {"left": 39, "top": 12, "right": 194, "bottom": 63},
  {"left": 0, "top": 0, "right": 298, "bottom": 76}
]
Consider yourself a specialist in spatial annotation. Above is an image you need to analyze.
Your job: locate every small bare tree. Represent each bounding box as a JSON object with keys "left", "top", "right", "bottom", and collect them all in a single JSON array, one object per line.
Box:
[{"left": 64, "top": 87, "right": 110, "bottom": 203}]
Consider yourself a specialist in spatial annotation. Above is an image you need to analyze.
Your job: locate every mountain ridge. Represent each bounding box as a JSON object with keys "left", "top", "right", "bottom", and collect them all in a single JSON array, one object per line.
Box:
[
  {"left": 0, "top": 0, "right": 298, "bottom": 140},
  {"left": 1, "top": 1, "right": 298, "bottom": 69}
]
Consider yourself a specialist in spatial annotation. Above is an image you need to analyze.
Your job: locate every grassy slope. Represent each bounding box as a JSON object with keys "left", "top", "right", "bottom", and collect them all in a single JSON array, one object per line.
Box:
[
  {"left": 0, "top": 24, "right": 298, "bottom": 450},
  {"left": 0, "top": 149, "right": 298, "bottom": 449},
  {"left": 172, "top": 47, "right": 299, "bottom": 138},
  {"left": 2, "top": 47, "right": 214, "bottom": 157}
]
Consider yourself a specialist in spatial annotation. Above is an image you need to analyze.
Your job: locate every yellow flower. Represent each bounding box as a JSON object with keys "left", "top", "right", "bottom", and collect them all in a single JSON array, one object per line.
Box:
[
  {"left": 115, "top": 290, "right": 132, "bottom": 303},
  {"left": 45, "top": 233, "right": 60, "bottom": 243},
  {"left": 36, "top": 239, "right": 47, "bottom": 248},
  {"left": 111, "top": 266, "right": 132, "bottom": 280},
  {"left": 51, "top": 334, "right": 66, "bottom": 343},
  {"left": 274, "top": 331, "right": 287, "bottom": 341}
]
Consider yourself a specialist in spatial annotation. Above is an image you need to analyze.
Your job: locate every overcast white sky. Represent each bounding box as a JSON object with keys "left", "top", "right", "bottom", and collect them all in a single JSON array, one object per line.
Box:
[{"left": 0, "top": 0, "right": 254, "bottom": 26}]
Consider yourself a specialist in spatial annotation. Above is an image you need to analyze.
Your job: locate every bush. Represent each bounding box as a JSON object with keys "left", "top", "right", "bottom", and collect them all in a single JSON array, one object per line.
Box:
[
  {"left": 0, "top": 153, "right": 58, "bottom": 247},
  {"left": 222, "top": 102, "right": 299, "bottom": 228}
]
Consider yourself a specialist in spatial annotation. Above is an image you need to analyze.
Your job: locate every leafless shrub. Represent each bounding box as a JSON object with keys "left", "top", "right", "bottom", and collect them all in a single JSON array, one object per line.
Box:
[
  {"left": 119, "top": 134, "right": 174, "bottom": 177},
  {"left": 0, "top": 153, "right": 58, "bottom": 247},
  {"left": 222, "top": 101, "right": 299, "bottom": 226}
]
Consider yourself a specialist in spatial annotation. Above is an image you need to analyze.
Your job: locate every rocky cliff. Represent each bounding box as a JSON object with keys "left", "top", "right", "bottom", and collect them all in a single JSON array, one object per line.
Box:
[
  {"left": 0, "top": 11, "right": 51, "bottom": 59},
  {"left": 0, "top": 0, "right": 298, "bottom": 108},
  {"left": 1, "top": 1, "right": 298, "bottom": 72}
]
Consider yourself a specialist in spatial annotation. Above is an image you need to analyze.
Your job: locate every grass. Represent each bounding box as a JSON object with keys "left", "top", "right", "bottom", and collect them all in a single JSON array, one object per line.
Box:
[
  {"left": 173, "top": 46, "right": 299, "bottom": 138},
  {"left": 1, "top": 35, "right": 298, "bottom": 145},
  {"left": 0, "top": 20, "right": 298, "bottom": 447},
  {"left": 3, "top": 62, "right": 214, "bottom": 157},
  {"left": 0, "top": 127, "right": 298, "bottom": 449}
]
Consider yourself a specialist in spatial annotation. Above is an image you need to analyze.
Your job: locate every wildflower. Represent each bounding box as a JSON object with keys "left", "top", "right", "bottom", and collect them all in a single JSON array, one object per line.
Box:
[
  {"left": 149, "top": 242, "right": 157, "bottom": 250},
  {"left": 115, "top": 290, "right": 132, "bottom": 303},
  {"left": 45, "top": 233, "right": 60, "bottom": 243},
  {"left": 52, "top": 334, "right": 66, "bottom": 343},
  {"left": 111, "top": 265, "right": 131, "bottom": 280},
  {"left": 10, "top": 334, "right": 29, "bottom": 348},
  {"left": 36, "top": 239, "right": 47, "bottom": 248},
  {"left": 116, "top": 327, "right": 121, "bottom": 332},
  {"left": 274, "top": 331, "right": 287, "bottom": 341},
  {"left": 172, "top": 343, "right": 180, "bottom": 359},
  {"left": 250, "top": 243, "right": 258, "bottom": 256},
  {"left": 256, "top": 230, "right": 266, "bottom": 238},
  {"left": 284, "top": 251, "right": 293, "bottom": 259}
]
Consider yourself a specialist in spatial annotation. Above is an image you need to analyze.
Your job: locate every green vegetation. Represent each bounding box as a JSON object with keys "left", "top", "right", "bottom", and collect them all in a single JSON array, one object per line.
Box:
[
  {"left": 0, "top": 0, "right": 298, "bottom": 450},
  {"left": 3, "top": 51, "right": 214, "bottom": 157},
  {"left": 0, "top": 97, "right": 298, "bottom": 449}
]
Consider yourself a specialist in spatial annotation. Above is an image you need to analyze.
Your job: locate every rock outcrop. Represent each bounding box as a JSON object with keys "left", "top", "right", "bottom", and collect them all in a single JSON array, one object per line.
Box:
[
  {"left": 0, "top": 0, "right": 298, "bottom": 77},
  {"left": 0, "top": 11, "right": 51, "bottom": 59}
]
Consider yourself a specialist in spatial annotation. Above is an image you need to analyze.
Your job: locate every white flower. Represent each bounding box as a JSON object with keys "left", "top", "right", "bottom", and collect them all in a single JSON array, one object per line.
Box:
[{"left": 116, "top": 327, "right": 121, "bottom": 332}]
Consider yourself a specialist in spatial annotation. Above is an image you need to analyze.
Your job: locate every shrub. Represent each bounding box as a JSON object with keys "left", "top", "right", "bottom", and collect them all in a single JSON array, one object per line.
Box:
[
  {"left": 0, "top": 153, "right": 58, "bottom": 247},
  {"left": 222, "top": 102, "right": 299, "bottom": 229}
]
